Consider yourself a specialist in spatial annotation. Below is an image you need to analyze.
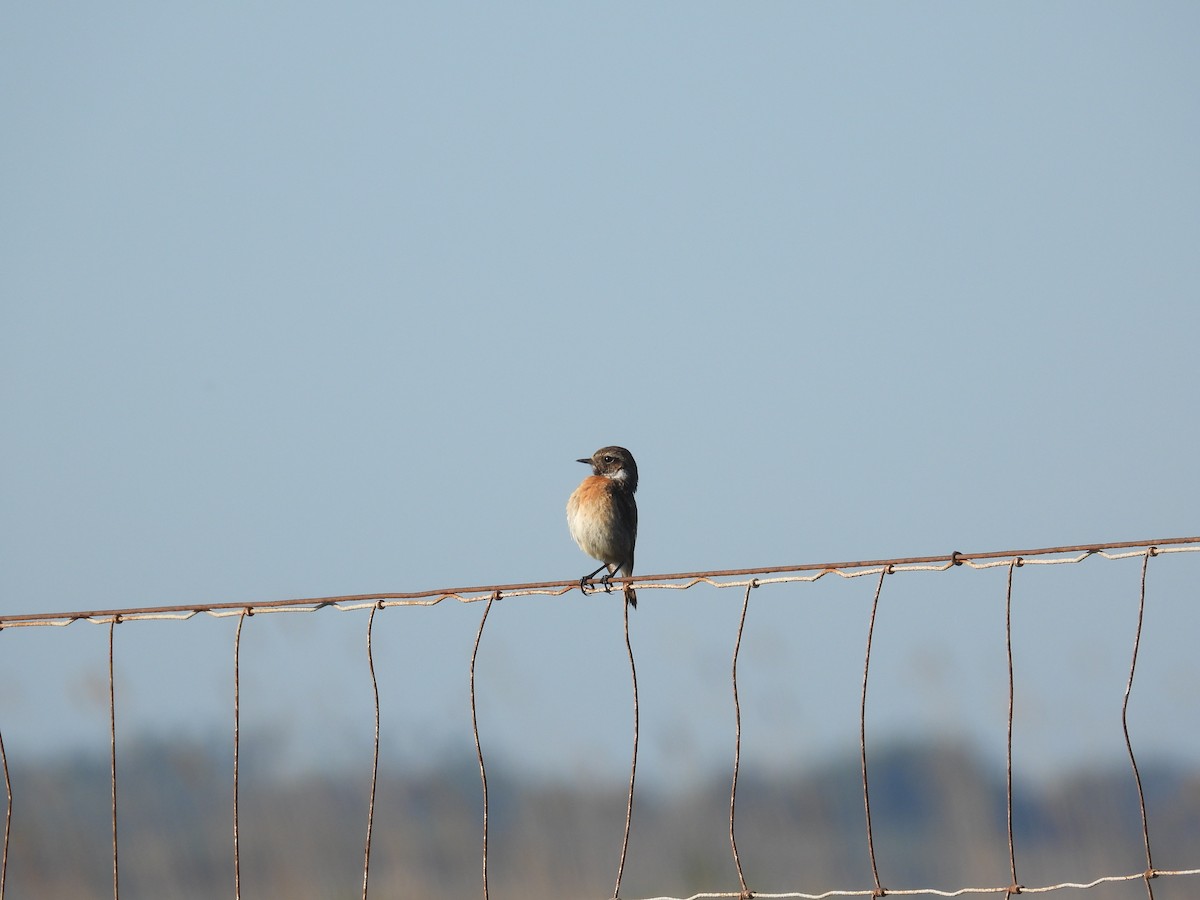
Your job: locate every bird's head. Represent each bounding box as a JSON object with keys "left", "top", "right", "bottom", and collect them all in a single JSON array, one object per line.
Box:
[{"left": 577, "top": 446, "right": 638, "bottom": 492}]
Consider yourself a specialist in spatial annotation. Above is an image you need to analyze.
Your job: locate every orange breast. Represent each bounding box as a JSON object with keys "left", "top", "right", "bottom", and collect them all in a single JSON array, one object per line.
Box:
[
  {"left": 567, "top": 476, "right": 632, "bottom": 567},
  {"left": 571, "top": 475, "right": 613, "bottom": 505}
]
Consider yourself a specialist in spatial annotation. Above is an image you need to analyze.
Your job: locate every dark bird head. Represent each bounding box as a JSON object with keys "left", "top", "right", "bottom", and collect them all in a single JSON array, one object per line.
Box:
[{"left": 577, "top": 446, "right": 638, "bottom": 492}]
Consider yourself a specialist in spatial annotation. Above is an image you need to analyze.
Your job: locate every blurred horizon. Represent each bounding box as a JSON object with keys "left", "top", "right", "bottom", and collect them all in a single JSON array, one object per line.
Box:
[{"left": 7, "top": 733, "right": 1197, "bottom": 900}]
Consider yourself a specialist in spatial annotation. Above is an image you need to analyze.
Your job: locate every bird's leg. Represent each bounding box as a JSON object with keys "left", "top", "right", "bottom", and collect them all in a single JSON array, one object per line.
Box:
[
  {"left": 580, "top": 563, "right": 608, "bottom": 594},
  {"left": 600, "top": 564, "right": 617, "bottom": 594}
]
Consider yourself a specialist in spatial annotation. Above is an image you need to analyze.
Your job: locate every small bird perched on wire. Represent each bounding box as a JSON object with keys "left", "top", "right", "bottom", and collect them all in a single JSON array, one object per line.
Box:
[{"left": 567, "top": 445, "right": 639, "bottom": 608}]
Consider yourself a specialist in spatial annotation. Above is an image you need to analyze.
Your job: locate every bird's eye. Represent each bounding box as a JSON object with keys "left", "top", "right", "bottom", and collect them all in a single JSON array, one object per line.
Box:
[{"left": 603, "top": 455, "right": 615, "bottom": 464}]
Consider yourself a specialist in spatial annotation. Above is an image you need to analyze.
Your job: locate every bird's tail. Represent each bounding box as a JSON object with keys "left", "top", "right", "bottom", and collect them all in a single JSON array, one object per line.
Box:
[{"left": 624, "top": 585, "right": 637, "bottom": 609}]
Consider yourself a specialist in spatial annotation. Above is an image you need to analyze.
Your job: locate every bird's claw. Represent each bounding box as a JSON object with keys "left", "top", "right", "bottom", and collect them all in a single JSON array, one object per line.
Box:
[{"left": 579, "top": 564, "right": 609, "bottom": 596}]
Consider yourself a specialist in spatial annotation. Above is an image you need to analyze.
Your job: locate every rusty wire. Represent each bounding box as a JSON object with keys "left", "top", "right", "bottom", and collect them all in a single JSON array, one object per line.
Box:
[
  {"left": 232, "top": 609, "right": 247, "bottom": 900},
  {"left": 362, "top": 602, "right": 382, "bottom": 900},
  {"left": 1004, "top": 557, "right": 1021, "bottom": 899},
  {"left": 858, "top": 568, "right": 889, "bottom": 897},
  {"left": 4, "top": 537, "right": 1198, "bottom": 629},
  {"left": 728, "top": 580, "right": 755, "bottom": 899},
  {"left": 614, "top": 592, "right": 640, "bottom": 900},
  {"left": 0, "top": 726, "right": 8, "bottom": 900},
  {"left": 108, "top": 617, "right": 120, "bottom": 900},
  {"left": 1122, "top": 549, "right": 1157, "bottom": 899},
  {"left": 470, "top": 591, "right": 497, "bottom": 900}
]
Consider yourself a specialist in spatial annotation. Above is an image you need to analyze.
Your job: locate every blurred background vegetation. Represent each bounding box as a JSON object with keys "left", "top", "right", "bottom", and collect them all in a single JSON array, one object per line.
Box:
[{"left": 7, "top": 737, "right": 1197, "bottom": 899}]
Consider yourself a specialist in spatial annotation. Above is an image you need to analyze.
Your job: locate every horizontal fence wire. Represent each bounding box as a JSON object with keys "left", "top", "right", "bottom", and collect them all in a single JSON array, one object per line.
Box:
[
  {"left": 0, "top": 535, "right": 1197, "bottom": 900},
  {"left": 630, "top": 873, "right": 1200, "bottom": 900},
  {"left": 1, "top": 536, "right": 1197, "bottom": 629}
]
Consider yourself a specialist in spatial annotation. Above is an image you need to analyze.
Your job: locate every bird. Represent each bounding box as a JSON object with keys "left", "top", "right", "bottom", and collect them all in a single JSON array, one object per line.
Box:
[{"left": 566, "top": 445, "right": 639, "bottom": 608}]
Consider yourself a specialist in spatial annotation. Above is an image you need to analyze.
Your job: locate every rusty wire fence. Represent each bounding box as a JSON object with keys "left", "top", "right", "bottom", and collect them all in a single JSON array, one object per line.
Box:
[{"left": 1, "top": 536, "right": 1199, "bottom": 900}]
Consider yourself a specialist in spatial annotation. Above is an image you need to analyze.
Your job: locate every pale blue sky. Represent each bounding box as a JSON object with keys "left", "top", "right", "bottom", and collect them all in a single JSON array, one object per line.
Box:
[{"left": 2, "top": 4, "right": 1198, "bottom": 786}]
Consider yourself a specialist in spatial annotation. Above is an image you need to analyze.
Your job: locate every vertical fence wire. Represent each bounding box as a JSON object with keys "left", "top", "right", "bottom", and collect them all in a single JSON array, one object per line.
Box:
[
  {"left": 0, "top": 725, "right": 8, "bottom": 900},
  {"left": 613, "top": 593, "right": 639, "bottom": 900},
  {"left": 470, "top": 592, "right": 497, "bottom": 900},
  {"left": 233, "top": 610, "right": 247, "bottom": 900},
  {"left": 1004, "top": 558, "right": 1021, "bottom": 899},
  {"left": 362, "top": 602, "right": 382, "bottom": 900},
  {"left": 859, "top": 567, "right": 889, "bottom": 897},
  {"left": 728, "top": 580, "right": 755, "bottom": 899},
  {"left": 1122, "top": 549, "right": 1157, "bottom": 899},
  {"left": 108, "top": 617, "right": 120, "bottom": 900}
]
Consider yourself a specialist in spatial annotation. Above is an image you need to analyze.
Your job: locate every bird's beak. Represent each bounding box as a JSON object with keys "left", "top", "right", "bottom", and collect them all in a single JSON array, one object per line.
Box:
[{"left": 576, "top": 457, "right": 592, "bottom": 465}]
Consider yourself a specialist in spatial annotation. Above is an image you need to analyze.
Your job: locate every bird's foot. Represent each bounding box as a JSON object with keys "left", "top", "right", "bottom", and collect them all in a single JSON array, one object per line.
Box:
[{"left": 580, "top": 564, "right": 608, "bottom": 595}]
